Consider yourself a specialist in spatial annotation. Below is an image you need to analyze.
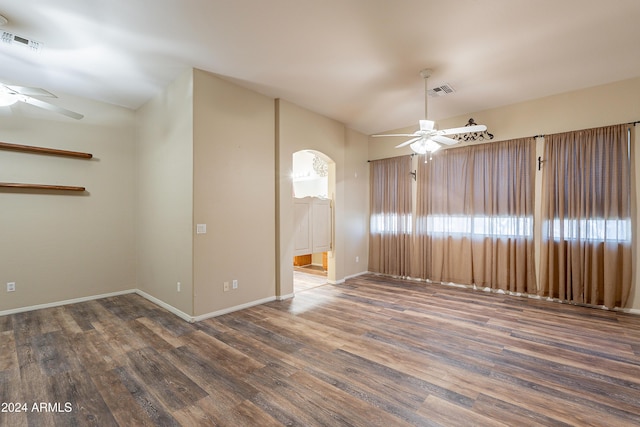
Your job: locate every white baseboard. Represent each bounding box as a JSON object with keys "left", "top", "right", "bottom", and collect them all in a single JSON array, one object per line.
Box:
[
  {"left": 0, "top": 288, "right": 280, "bottom": 324},
  {"left": 192, "top": 296, "right": 277, "bottom": 322},
  {"left": 0, "top": 289, "right": 136, "bottom": 317},
  {"left": 277, "top": 293, "right": 295, "bottom": 301},
  {"left": 344, "top": 271, "right": 369, "bottom": 280},
  {"left": 4, "top": 279, "right": 638, "bottom": 321},
  {"left": 615, "top": 307, "right": 640, "bottom": 315},
  {"left": 134, "top": 289, "right": 194, "bottom": 323}
]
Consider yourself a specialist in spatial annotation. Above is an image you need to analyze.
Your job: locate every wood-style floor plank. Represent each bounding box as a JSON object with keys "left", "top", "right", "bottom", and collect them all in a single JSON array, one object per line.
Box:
[{"left": 3, "top": 274, "right": 640, "bottom": 425}]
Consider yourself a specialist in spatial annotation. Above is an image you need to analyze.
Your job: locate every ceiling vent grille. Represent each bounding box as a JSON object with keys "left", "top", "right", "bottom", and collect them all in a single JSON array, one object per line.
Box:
[{"left": 427, "top": 83, "right": 455, "bottom": 97}]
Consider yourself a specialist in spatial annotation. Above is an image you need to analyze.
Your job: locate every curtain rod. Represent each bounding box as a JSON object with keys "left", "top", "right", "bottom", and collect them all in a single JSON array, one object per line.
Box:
[
  {"left": 367, "top": 153, "right": 415, "bottom": 163},
  {"left": 532, "top": 120, "right": 639, "bottom": 140},
  {"left": 369, "top": 121, "right": 640, "bottom": 162}
]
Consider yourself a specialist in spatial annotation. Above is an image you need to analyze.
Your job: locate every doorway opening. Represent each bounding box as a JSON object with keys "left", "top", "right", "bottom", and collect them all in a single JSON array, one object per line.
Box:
[{"left": 292, "top": 150, "right": 334, "bottom": 293}]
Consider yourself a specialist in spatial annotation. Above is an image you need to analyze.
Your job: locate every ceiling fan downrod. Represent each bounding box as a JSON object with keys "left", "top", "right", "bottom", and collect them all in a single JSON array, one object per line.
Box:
[{"left": 420, "top": 68, "right": 432, "bottom": 121}]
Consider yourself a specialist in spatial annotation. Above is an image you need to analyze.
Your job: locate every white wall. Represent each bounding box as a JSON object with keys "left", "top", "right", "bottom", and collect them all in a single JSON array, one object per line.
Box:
[
  {"left": 0, "top": 94, "right": 136, "bottom": 312},
  {"left": 136, "top": 68, "right": 194, "bottom": 316}
]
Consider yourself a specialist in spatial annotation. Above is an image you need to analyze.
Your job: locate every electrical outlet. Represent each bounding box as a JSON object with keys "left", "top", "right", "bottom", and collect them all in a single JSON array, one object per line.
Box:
[
  {"left": 232, "top": 279, "right": 238, "bottom": 289},
  {"left": 177, "top": 282, "right": 181, "bottom": 292},
  {"left": 7, "top": 282, "right": 15, "bottom": 292},
  {"left": 356, "top": 256, "right": 359, "bottom": 263},
  {"left": 223, "top": 281, "right": 229, "bottom": 292}
]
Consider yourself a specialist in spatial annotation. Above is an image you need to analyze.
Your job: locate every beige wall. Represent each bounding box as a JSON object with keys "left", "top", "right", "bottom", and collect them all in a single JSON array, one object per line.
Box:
[
  {"left": 0, "top": 96, "right": 136, "bottom": 312},
  {"left": 277, "top": 99, "right": 345, "bottom": 296},
  {"left": 5, "top": 68, "right": 633, "bottom": 316},
  {"left": 192, "top": 69, "right": 276, "bottom": 316},
  {"left": 276, "top": 100, "right": 370, "bottom": 295},
  {"left": 632, "top": 129, "right": 640, "bottom": 310},
  {"left": 138, "top": 71, "right": 369, "bottom": 315},
  {"left": 368, "top": 76, "right": 640, "bottom": 310},
  {"left": 136, "top": 68, "right": 194, "bottom": 316},
  {"left": 0, "top": 67, "right": 370, "bottom": 318},
  {"left": 344, "top": 128, "right": 370, "bottom": 277},
  {"left": 371, "top": 76, "right": 640, "bottom": 159}
]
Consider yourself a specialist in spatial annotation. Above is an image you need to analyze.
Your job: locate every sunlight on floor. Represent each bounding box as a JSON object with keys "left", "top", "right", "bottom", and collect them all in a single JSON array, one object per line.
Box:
[{"left": 293, "top": 270, "right": 328, "bottom": 293}]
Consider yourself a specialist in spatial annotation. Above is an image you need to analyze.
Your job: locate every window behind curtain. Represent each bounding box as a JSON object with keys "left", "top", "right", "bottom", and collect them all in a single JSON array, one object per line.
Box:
[
  {"left": 540, "top": 124, "right": 632, "bottom": 308},
  {"left": 368, "top": 156, "right": 412, "bottom": 277},
  {"left": 412, "top": 138, "right": 537, "bottom": 293}
]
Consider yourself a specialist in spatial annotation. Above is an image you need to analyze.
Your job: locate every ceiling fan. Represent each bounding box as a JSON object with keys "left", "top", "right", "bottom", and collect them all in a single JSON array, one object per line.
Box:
[
  {"left": 372, "top": 69, "right": 486, "bottom": 154},
  {"left": 0, "top": 83, "right": 84, "bottom": 120}
]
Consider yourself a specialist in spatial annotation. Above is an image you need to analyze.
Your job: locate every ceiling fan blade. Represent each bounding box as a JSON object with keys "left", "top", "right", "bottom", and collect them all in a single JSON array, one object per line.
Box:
[
  {"left": 395, "top": 137, "right": 421, "bottom": 148},
  {"left": 431, "top": 135, "right": 458, "bottom": 145},
  {"left": 21, "top": 96, "right": 84, "bottom": 120},
  {"left": 419, "top": 120, "right": 435, "bottom": 131},
  {"left": 439, "top": 124, "right": 487, "bottom": 135},
  {"left": 372, "top": 133, "right": 417, "bottom": 137},
  {"left": 6, "top": 85, "right": 56, "bottom": 98}
]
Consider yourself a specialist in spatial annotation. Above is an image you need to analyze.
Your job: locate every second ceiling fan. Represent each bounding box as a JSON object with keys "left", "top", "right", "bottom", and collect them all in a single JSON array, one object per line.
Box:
[
  {"left": 0, "top": 83, "right": 84, "bottom": 120},
  {"left": 373, "top": 69, "right": 486, "bottom": 154}
]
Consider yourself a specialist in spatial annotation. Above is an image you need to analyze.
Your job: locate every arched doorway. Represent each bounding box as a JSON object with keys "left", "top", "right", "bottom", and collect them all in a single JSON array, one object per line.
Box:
[{"left": 292, "top": 150, "right": 335, "bottom": 292}]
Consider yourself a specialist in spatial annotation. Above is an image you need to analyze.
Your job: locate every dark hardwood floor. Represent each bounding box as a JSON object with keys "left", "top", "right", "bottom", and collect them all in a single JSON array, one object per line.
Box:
[{"left": 3, "top": 274, "right": 640, "bottom": 426}]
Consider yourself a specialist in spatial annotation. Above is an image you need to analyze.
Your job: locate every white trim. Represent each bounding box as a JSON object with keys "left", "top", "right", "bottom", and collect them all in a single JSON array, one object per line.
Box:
[
  {"left": 192, "top": 296, "right": 277, "bottom": 322},
  {"left": 615, "top": 307, "right": 640, "bottom": 315},
  {"left": 0, "top": 289, "right": 136, "bottom": 317},
  {"left": 277, "top": 293, "right": 295, "bottom": 301},
  {"left": 372, "top": 273, "right": 638, "bottom": 314},
  {"left": 1, "top": 289, "right": 281, "bottom": 324},
  {"left": 134, "top": 289, "right": 194, "bottom": 323},
  {"left": 344, "top": 271, "right": 369, "bottom": 280}
]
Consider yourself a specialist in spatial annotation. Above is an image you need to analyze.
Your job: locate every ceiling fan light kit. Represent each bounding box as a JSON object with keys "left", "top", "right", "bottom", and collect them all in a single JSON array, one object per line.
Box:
[
  {"left": 410, "top": 138, "right": 441, "bottom": 155},
  {"left": 372, "top": 68, "right": 487, "bottom": 156}
]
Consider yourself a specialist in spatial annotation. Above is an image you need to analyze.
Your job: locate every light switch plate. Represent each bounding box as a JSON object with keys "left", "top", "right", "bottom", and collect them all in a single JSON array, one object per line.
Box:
[{"left": 196, "top": 224, "right": 207, "bottom": 234}]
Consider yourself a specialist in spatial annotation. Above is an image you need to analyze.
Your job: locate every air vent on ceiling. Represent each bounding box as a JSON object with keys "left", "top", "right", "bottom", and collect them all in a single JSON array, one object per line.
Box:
[
  {"left": 1, "top": 31, "right": 43, "bottom": 52},
  {"left": 427, "top": 83, "right": 455, "bottom": 97}
]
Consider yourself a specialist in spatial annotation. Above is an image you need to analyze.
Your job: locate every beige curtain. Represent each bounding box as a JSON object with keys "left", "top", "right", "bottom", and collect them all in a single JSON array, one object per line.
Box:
[
  {"left": 369, "top": 156, "right": 412, "bottom": 276},
  {"left": 540, "top": 124, "right": 632, "bottom": 308},
  {"left": 412, "top": 138, "right": 536, "bottom": 293}
]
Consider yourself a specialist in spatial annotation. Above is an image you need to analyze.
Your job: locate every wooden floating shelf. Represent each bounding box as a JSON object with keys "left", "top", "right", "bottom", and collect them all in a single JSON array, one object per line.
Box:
[
  {"left": 0, "top": 182, "right": 86, "bottom": 192},
  {"left": 0, "top": 141, "right": 93, "bottom": 159}
]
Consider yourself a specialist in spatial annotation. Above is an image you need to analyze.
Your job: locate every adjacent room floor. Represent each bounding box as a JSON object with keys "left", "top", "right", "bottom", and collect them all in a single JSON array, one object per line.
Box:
[
  {"left": 293, "top": 268, "right": 327, "bottom": 293},
  {"left": 2, "top": 274, "right": 640, "bottom": 426}
]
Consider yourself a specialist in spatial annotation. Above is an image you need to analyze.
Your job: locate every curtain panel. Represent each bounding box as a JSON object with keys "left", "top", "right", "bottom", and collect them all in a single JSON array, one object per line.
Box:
[
  {"left": 368, "top": 156, "right": 413, "bottom": 276},
  {"left": 540, "top": 124, "right": 632, "bottom": 308},
  {"left": 412, "top": 138, "right": 537, "bottom": 293}
]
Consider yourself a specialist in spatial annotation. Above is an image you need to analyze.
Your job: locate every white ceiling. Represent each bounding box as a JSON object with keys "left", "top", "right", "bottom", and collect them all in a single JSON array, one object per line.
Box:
[{"left": 1, "top": 0, "right": 639, "bottom": 135}]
